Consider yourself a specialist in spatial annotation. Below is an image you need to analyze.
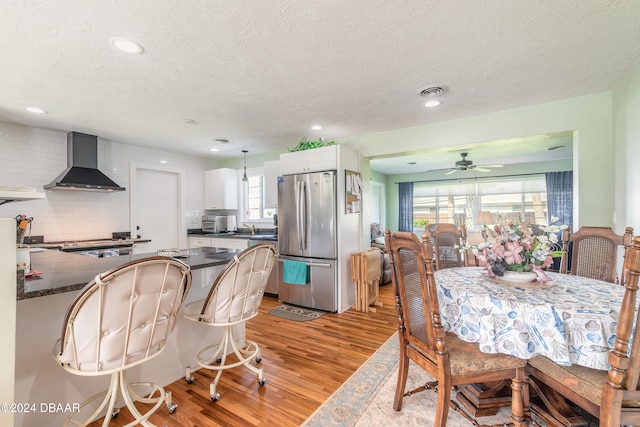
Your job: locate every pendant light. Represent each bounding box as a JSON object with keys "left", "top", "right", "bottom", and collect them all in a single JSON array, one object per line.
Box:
[{"left": 242, "top": 150, "right": 248, "bottom": 182}]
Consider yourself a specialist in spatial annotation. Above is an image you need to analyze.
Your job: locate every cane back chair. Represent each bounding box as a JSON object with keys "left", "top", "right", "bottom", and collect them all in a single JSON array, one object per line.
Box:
[
  {"left": 184, "top": 243, "right": 277, "bottom": 402},
  {"left": 53, "top": 256, "right": 192, "bottom": 427},
  {"left": 384, "top": 229, "right": 529, "bottom": 427},
  {"left": 559, "top": 226, "right": 633, "bottom": 283},
  {"left": 428, "top": 223, "right": 470, "bottom": 270},
  {"left": 527, "top": 235, "right": 640, "bottom": 426}
]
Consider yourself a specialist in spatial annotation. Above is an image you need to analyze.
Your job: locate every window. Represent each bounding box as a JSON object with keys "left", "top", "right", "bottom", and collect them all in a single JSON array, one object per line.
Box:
[
  {"left": 242, "top": 168, "right": 275, "bottom": 222},
  {"left": 412, "top": 175, "right": 548, "bottom": 231}
]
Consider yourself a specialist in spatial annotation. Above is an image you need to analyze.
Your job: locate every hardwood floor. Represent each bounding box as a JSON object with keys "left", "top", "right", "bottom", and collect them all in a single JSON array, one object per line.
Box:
[{"left": 88, "top": 282, "right": 398, "bottom": 426}]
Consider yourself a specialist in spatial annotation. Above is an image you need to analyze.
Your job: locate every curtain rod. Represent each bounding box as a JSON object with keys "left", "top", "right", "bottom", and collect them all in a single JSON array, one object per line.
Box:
[{"left": 394, "top": 172, "right": 548, "bottom": 185}]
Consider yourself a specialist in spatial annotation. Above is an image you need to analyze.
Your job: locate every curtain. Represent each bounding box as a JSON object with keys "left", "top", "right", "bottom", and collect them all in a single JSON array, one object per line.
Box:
[
  {"left": 545, "top": 171, "right": 573, "bottom": 271},
  {"left": 398, "top": 182, "right": 413, "bottom": 232},
  {"left": 545, "top": 171, "right": 573, "bottom": 229}
]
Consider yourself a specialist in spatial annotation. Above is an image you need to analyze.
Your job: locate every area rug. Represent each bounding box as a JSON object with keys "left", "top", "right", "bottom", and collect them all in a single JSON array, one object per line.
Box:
[
  {"left": 301, "top": 332, "right": 520, "bottom": 427},
  {"left": 268, "top": 304, "right": 327, "bottom": 322}
]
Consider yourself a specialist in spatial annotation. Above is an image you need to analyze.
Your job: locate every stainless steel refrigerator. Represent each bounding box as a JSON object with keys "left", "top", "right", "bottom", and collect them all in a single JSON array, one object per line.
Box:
[{"left": 278, "top": 170, "right": 337, "bottom": 311}]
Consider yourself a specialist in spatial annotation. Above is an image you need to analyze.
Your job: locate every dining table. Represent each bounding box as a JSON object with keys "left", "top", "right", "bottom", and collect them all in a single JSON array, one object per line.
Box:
[
  {"left": 434, "top": 266, "right": 629, "bottom": 419},
  {"left": 435, "top": 266, "right": 626, "bottom": 370}
]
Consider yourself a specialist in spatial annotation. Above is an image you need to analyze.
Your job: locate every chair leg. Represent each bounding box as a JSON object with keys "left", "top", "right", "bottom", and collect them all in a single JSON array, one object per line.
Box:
[
  {"left": 65, "top": 370, "right": 171, "bottom": 427},
  {"left": 434, "top": 375, "right": 451, "bottom": 427},
  {"left": 64, "top": 372, "right": 119, "bottom": 427},
  {"left": 119, "top": 371, "right": 167, "bottom": 427},
  {"left": 393, "top": 353, "right": 409, "bottom": 411},
  {"left": 195, "top": 325, "right": 265, "bottom": 401}
]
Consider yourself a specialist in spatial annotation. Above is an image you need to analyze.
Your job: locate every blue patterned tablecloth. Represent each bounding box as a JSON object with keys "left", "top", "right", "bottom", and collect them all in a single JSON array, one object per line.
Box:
[{"left": 435, "top": 267, "right": 629, "bottom": 370}]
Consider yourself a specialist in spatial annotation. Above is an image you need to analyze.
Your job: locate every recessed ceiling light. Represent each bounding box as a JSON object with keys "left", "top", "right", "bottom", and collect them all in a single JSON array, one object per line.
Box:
[
  {"left": 160, "top": 160, "right": 168, "bottom": 164},
  {"left": 209, "top": 148, "right": 220, "bottom": 152},
  {"left": 311, "top": 125, "right": 323, "bottom": 130},
  {"left": 424, "top": 100, "right": 442, "bottom": 108},
  {"left": 109, "top": 37, "right": 145, "bottom": 54},
  {"left": 546, "top": 145, "right": 564, "bottom": 151},
  {"left": 24, "top": 106, "right": 47, "bottom": 114},
  {"left": 183, "top": 119, "right": 198, "bottom": 125}
]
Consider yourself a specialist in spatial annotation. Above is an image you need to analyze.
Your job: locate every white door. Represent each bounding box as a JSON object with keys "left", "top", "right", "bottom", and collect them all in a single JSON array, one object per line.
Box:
[{"left": 130, "top": 164, "right": 186, "bottom": 253}]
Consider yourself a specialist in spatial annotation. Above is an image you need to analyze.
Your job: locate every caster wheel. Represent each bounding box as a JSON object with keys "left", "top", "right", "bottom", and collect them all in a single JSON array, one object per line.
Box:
[
  {"left": 256, "top": 357, "right": 262, "bottom": 364},
  {"left": 258, "top": 379, "right": 266, "bottom": 387},
  {"left": 185, "top": 377, "right": 194, "bottom": 384},
  {"left": 168, "top": 403, "right": 178, "bottom": 414},
  {"left": 211, "top": 392, "right": 221, "bottom": 402},
  {"left": 111, "top": 408, "right": 120, "bottom": 419},
  {"left": 216, "top": 358, "right": 222, "bottom": 364}
]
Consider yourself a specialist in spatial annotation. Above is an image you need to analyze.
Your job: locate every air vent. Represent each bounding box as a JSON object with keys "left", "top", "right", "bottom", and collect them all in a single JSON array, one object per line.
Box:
[{"left": 418, "top": 85, "right": 447, "bottom": 97}]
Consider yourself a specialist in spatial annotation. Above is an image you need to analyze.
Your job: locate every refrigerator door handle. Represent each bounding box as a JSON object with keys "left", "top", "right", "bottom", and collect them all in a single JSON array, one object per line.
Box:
[
  {"left": 295, "top": 180, "right": 303, "bottom": 251},
  {"left": 305, "top": 262, "right": 331, "bottom": 268},
  {"left": 300, "top": 180, "right": 308, "bottom": 250},
  {"left": 277, "top": 259, "right": 331, "bottom": 268}
]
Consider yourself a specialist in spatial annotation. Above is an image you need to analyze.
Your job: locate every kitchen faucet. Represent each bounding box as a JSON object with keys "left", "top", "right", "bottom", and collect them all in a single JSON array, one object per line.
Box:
[{"left": 243, "top": 223, "right": 256, "bottom": 234}]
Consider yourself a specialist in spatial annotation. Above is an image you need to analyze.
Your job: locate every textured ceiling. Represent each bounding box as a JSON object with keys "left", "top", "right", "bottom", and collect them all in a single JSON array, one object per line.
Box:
[{"left": 1, "top": 1, "right": 639, "bottom": 170}]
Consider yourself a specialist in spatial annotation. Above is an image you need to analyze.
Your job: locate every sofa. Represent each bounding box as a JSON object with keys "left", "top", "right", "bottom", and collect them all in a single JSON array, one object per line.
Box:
[{"left": 370, "top": 223, "right": 392, "bottom": 284}]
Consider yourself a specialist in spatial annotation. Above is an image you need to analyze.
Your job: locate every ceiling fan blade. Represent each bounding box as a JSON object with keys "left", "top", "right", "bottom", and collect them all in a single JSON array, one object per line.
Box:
[
  {"left": 445, "top": 169, "right": 459, "bottom": 175},
  {"left": 474, "top": 167, "right": 491, "bottom": 172},
  {"left": 479, "top": 164, "right": 503, "bottom": 168}
]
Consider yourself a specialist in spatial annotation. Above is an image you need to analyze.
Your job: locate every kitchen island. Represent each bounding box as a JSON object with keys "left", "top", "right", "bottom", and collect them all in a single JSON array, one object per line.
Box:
[
  {"left": 19, "top": 246, "right": 237, "bottom": 300},
  {"left": 15, "top": 247, "right": 240, "bottom": 427}
]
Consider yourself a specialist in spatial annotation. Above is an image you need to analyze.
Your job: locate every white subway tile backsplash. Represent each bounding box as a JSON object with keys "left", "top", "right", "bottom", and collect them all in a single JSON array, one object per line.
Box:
[{"left": 0, "top": 121, "right": 216, "bottom": 242}]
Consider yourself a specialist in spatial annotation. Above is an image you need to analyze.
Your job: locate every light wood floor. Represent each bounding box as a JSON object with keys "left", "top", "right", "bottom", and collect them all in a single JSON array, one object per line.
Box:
[{"left": 88, "top": 282, "right": 398, "bottom": 427}]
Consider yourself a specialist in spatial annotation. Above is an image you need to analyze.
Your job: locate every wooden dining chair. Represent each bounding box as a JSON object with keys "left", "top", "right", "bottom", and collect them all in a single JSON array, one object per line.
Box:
[
  {"left": 384, "top": 229, "right": 529, "bottom": 427},
  {"left": 527, "top": 235, "right": 640, "bottom": 426},
  {"left": 559, "top": 226, "right": 633, "bottom": 283},
  {"left": 427, "top": 223, "right": 471, "bottom": 270}
]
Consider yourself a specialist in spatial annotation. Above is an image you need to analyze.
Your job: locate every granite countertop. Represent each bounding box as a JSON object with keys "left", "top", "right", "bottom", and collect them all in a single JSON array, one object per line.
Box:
[
  {"left": 188, "top": 229, "right": 277, "bottom": 241},
  {"left": 18, "top": 247, "right": 238, "bottom": 301}
]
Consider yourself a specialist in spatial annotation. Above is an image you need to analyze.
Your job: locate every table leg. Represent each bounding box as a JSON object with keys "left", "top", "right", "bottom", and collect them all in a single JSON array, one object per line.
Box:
[
  {"left": 456, "top": 379, "right": 513, "bottom": 416},
  {"left": 510, "top": 367, "right": 530, "bottom": 427}
]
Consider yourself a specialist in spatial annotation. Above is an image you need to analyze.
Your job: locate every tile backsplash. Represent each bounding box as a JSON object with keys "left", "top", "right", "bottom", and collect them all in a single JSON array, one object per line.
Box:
[{"left": 0, "top": 121, "right": 215, "bottom": 242}]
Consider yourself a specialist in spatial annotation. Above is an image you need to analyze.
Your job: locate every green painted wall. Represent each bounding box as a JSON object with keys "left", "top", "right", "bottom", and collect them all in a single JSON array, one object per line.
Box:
[
  {"left": 344, "top": 92, "right": 614, "bottom": 231},
  {"left": 370, "top": 169, "right": 386, "bottom": 184},
  {"left": 612, "top": 61, "right": 640, "bottom": 234}
]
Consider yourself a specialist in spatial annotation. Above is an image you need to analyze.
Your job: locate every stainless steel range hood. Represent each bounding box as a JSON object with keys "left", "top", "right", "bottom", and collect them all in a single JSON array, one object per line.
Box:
[{"left": 44, "top": 132, "right": 126, "bottom": 192}]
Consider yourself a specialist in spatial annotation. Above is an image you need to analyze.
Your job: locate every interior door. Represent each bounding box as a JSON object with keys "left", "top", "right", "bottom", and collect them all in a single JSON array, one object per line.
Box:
[{"left": 130, "top": 164, "right": 186, "bottom": 253}]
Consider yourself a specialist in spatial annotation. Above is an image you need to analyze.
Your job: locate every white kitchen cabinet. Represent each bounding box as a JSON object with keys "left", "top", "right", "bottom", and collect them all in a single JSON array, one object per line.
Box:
[
  {"left": 189, "top": 236, "right": 212, "bottom": 248},
  {"left": 210, "top": 237, "right": 248, "bottom": 251},
  {"left": 279, "top": 145, "right": 337, "bottom": 175},
  {"left": 263, "top": 160, "right": 280, "bottom": 208},
  {"left": 204, "top": 168, "right": 238, "bottom": 210}
]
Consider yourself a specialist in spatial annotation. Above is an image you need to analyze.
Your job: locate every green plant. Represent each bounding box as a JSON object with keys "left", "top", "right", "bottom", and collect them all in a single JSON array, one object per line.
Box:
[
  {"left": 288, "top": 137, "right": 335, "bottom": 152},
  {"left": 413, "top": 219, "right": 429, "bottom": 229}
]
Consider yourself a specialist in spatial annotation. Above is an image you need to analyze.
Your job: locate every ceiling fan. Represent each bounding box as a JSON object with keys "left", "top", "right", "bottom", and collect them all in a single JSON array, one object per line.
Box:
[{"left": 432, "top": 152, "right": 504, "bottom": 175}]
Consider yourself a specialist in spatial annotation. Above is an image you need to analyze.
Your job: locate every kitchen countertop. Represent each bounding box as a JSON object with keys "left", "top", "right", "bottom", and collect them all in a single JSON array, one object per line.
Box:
[
  {"left": 18, "top": 247, "right": 238, "bottom": 300},
  {"left": 29, "top": 238, "right": 152, "bottom": 250},
  {"left": 188, "top": 230, "right": 277, "bottom": 241}
]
